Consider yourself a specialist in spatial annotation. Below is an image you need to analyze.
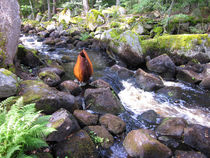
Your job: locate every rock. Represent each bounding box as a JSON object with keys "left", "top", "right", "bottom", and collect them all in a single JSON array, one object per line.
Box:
[
  {"left": 43, "top": 37, "right": 55, "bottom": 45},
  {"left": 0, "top": 0, "right": 21, "bottom": 67},
  {"left": 99, "top": 113, "right": 126, "bottom": 135},
  {"left": 76, "top": 41, "right": 89, "bottom": 49},
  {"left": 0, "top": 68, "right": 18, "bottom": 98},
  {"left": 146, "top": 54, "right": 176, "bottom": 79},
  {"left": 58, "top": 9, "right": 71, "bottom": 24},
  {"left": 47, "top": 108, "right": 80, "bottom": 142},
  {"left": 16, "top": 45, "right": 42, "bottom": 68},
  {"left": 184, "top": 124, "right": 210, "bottom": 157},
  {"left": 137, "top": 110, "right": 160, "bottom": 125},
  {"left": 60, "top": 80, "right": 82, "bottom": 96},
  {"left": 55, "top": 40, "right": 67, "bottom": 48},
  {"left": 55, "top": 130, "right": 98, "bottom": 158},
  {"left": 176, "top": 66, "right": 204, "bottom": 84},
  {"left": 158, "top": 136, "right": 180, "bottom": 149},
  {"left": 140, "top": 34, "right": 210, "bottom": 64},
  {"left": 123, "top": 129, "right": 172, "bottom": 158},
  {"left": 46, "top": 23, "right": 56, "bottom": 32},
  {"left": 32, "top": 152, "right": 53, "bottom": 158},
  {"left": 102, "top": 6, "right": 126, "bottom": 18},
  {"left": 84, "top": 87, "right": 125, "bottom": 114},
  {"left": 156, "top": 117, "right": 187, "bottom": 138},
  {"left": 86, "top": 9, "right": 105, "bottom": 31},
  {"left": 200, "top": 77, "right": 210, "bottom": 89},
  {"left": 174, "top": 150, "right": 207, "bottom": 158},
  {"left": 39, "top": 66, "right": 65, "bottom": 77},
  {"left": 39, "top": 70, "right": 61, "bottom": 87},
  {"left": 101, "top": 29, "right": 144, "bottom": 67},
  {"left": 135, "top": 68, "right": 164, "bottom": 91},
  {"left": 19, "top": 80, "right": 81, "bottom": 114},
  {"left": 38, "top": 30, "right": 49, "bottom": 38},
  {"left": 84, "top": 125, "right": 114, "bottom": 148},
  {"left": 89, "top": 79, "right": 112, "bottom": 89},
  {"left": 73, "top": 110, "right": 98, "bottom": 126},
  {"left": 132, "top": 23, "right": 145, "bottom": 35},
  {"left": 35, "top": 13, "right": 42, "bottom": 22},
  {"left": 110, "top": 64, "right": 134, "bottom": 79}
]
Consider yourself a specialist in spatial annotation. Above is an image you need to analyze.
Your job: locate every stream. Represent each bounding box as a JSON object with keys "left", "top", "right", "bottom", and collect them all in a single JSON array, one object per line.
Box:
[{"left": 20, "top": 34, "right": 210, "bottom": 157}]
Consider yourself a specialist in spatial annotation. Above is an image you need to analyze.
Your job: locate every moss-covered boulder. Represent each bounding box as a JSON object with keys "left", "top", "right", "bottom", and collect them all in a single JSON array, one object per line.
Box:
[
  {"left": 0, "top": 68, "right": 18, "bottom": 98},
  {"left": 84, "top": 87, "right": 125, "bottom": 115},
  {"left": 58, "top": 9, "right": 71, "bottom": 24},
  {"left": 55, "top": 130, "right": 98, "bottom": 158},
  {"left": 102, "top": 6, "right": 126, "bottom": 18},
  {"left": 16, "top": 45, "right": 42, "bottom": 68},
  {"left": 141, "top": 34, "right": 210, "bottom": 64},
  {"left": 19, "top": 80, "right": 81, "bottom": 114},
  {"left": 39, "top": 70, "right": 61, "bottom": 87},
  {"left": 86, "top": 9, "right": 105, "bottom": 31},
  {"left": 101, "top": 29, "right": 144, "bottom": 67},
  {"left": 0, "top": 0, "right": 21, "bottom": 68},
  {"left": 123, "top": 129, "right": 172, "bottom": 158}
]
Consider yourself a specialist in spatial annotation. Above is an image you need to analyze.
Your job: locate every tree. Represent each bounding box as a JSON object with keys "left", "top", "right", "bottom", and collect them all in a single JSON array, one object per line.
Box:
[
  {"left": 83, "top": 0, "right": 89, "bottom": 15},
  {"left": 52, "top": 0, "right": 56, "bottom": 15},
  {"left": 47, "top": 0, "right": 51, "bottom": 20},
  {"left": 116, "top": 0, "right": 120, "bottom": 6}
]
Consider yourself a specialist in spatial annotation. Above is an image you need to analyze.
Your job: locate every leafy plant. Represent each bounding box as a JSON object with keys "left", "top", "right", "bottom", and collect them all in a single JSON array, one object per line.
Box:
[
  {"left": 0, "top": 97, "right": 55, "bottom": 158},
  {"left": 89, "top": 131, "right": 104, "bottom": 148},
  {"left": 80, "top": 32, "right": 90, "bottom": 41}
]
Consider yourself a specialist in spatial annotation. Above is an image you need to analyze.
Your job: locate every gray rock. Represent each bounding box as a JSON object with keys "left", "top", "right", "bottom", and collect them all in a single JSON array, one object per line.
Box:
[
  {"left": 99, "top": 113, "right": 126, "bottom": 135},
  {"left": 0, "top": 69, "right": 18, "bottom": 98},
  {"left": 156, "top": 117, "right": 187, "bottom": 138},
  {"left": 90, "top": 79, "right": 112, "bottom": 89},
  {"left": 60, "top": 80, "right": 82, "bottom": 96},
  {"left": 174, "top": 150, "right": 207, "bottom": 158},
  {"left": 84, "top": 87, "right": 125, "bottom": 114},
  {"left": 146, "top": 54, "right": 176, "bottom": 79},
  {"left": 47, "top": 108, "right": 81, "bottom": 142},
  {"left": 138, "top": 110, "right": 160, "bottom": 125},
  {"left": 84, "top": 125, "right": 114, "bottom": 149},
  {"left": 38, "top": 70, "right": 61, "bottom": 87},
  {"left": 123, "top": 129, "right": 172, "bottom": 158},
  {"left": 39, "top": 66, "right": 65, "bottom": 77},
  {"left": 0, "top": 0, "right": 21, "bottom": 67},
  {"left": 135, "top": 68, "right": 164, "bottom": 91},
  {"left": 184, "top": 124, "right": 210, "bottom": 157},
  {"left": 73, "top": 110, "right": 98, "bottom": 126},
  {"left": 55, "top": 130, "right": 98, "bottom": 158},
  {"left": 110, "top": 64, "right": 134, "bottom": 79},
  {"left": 200, "top": 77, "right": 210, "bottom": 89}
]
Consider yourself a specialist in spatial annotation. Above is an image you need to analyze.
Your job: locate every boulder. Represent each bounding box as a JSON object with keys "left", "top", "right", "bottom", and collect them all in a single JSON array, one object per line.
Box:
[
  {"left": 39, "top": 66, "right": 65, "bottom": 77},
  {"left": 19, "top": 80, "right": 81, "bottom": 114},
  {"left": 84, "top": 125, "right": 114, "bottom": 148},
  {"left": 101, "top": 29, "right": 144, "bottom": 67},
  {"left": 58, "top": 9, "right": 71, "bottom": 24},
  {"left": 55, "top": 130, "right": 98, "bottom": 158},
  {"left": 59, "top": 80, "right": 82, "bottom": 96},
  {"left": 132, "top": 23, "right": 145, "bottom": 35},
  {"left": 0, "top": 68, "right": 18, "bottom": 98},
  {"left": 123, "top": 129, "right": 172, "bottom": 158},
  {"left": 47, "top": 108, "right": 80, "bottom": 142},
  {"left": 43, "top": 37, "right": 55, "bottom": 45},
  {"left": 140, "top": 34, "right": 210, "bottom": 64},
  {"left": 174, "top": 150, "right": 207, "bottom": 158},
  {"left": 89, "top": 79, "right": 112, "bottom": 89},
  {"left": 86, "top": 9, "right": 105, "bottom": 31},
  {"left": 73, "top": 110, "right": 98, "bottom": 126},
  {"left": 135, "top": 68, "right": 164, "bottom": 91},
  {"left": 39, "top": 70, "right": 61, "bottom": 87},
  {"left": 99, "top": 113, "right": 126, "bottom": 135},
  {"left": 200, "top": 77, "right": 210, "bottom": 89},
  {"left": 184, "top": 124, "right": 210, "bottom": 157},
  {"left": 137, "top": 110, "right": 160, "bottom": 125},
  {"left": 156, "top": 117, "right": 187, "bottom": 138},
  {"left": 146, "top": 54, "right": 176, "bottom": 79},
  {"left": 110, "top": 64, "right": 134, "bottom": 80},
  {"left": 0, "top": 0, "right": 21, "bottom": 67},
  {"left": 46, "top": 23, "right": 56, "bottom": 32},
  {"left": 84, "top": 87, "right": 125, "bottom": 114}
]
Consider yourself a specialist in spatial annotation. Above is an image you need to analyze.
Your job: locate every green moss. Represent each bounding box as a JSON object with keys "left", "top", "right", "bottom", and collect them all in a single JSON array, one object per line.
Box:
[
  {"left": 23, "top": 20, "right": 40, "bottom": 27},
  {"left": 141, "top": 34, "right": 210, "bottom": 54},
  {"left": 51, "top": 119, "right": 65, "bottom": 128},
  {"left": 110, "top": 21, "right": 120, "bottom": 28},
  {"left": 39, "top": 71, "right": 58, "bottom": 80},
  {"left": 153, "top": 26, "right": 163, "bottom": 37},
  {"left": 0, "top": 69, "right": 13, "bottom": 76}
]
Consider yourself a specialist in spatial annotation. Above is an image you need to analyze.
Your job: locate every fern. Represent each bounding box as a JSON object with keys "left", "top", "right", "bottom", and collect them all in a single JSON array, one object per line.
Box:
[{"left": 0, "top": 97, "right": 55, "bottom": 158}]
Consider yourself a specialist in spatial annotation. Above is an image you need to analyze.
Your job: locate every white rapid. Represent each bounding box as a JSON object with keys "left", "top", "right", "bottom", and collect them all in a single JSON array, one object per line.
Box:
[{"left": 118, "top": 80, "right": 210, "bottom": 127}]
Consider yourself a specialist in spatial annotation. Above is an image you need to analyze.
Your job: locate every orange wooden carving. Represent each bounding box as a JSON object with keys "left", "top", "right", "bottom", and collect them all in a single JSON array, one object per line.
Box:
[{"left": 74, "top": 49, "right": 93, "bottom": 82}]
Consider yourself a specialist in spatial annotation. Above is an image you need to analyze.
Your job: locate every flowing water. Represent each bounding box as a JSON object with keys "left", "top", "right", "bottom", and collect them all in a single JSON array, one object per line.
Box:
[{"left": 20, "top": 34, "right": 210, "bottom": 157}]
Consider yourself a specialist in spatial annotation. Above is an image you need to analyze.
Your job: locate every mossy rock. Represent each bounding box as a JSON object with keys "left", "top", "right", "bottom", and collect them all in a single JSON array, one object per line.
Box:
[
  {"left": 58, "top": 9, "right": 71, "bottom": 24},
  {"left": 141, "top": 34, "right": 210, "bottom": 64},
  {"left": 38, "top": 70, "right": 61, "bottom": 87},
  {"left": 86, "top": 9, "right": 105, "bottom": 31},
  {"left": 22, "top": 20, "right": 40, "bottom": 27}
]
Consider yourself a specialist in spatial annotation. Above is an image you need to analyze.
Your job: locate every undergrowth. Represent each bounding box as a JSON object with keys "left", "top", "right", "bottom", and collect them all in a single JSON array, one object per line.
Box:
[{"left": 0, "top": 97, "right": 55, "bottom": 158}]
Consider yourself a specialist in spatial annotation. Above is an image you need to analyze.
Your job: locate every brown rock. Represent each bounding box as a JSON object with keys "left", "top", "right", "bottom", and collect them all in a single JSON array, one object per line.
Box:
[{"left": 73, "top": 110, "right": 98, "bottom": 126}]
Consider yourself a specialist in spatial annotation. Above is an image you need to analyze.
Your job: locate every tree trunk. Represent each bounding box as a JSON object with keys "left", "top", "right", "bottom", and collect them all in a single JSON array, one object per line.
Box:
[
  {"left": 52, "top": 0, "right": 56, "bottom": 15},
  {"left": 83, "top": 0, "right": 89, "bottom": 15},
  {"left": 29, "top": 0, "right": 35, "bottom": 19},
  {"left": 116, "top": 0, "right": 120, "bottom": 6},
  {"left": 47, "top": 0, "right": 51, "bottom": 20}
]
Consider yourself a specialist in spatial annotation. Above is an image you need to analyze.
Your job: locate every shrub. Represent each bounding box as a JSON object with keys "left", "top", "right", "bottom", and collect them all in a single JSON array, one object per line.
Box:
[{"left": 0, "top": 97, "right": 55, "bottom": 158}]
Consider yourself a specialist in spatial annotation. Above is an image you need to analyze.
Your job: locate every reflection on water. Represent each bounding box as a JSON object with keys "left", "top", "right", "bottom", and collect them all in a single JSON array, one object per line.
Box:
[{"left": 119, "top": 80, "right": 210, "bottom": 127}]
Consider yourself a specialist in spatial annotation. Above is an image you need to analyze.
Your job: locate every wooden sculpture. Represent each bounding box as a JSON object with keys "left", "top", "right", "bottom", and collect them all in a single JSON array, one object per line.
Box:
[{"left": 74, "top": 49, "right": 93, "bottom": 82}]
